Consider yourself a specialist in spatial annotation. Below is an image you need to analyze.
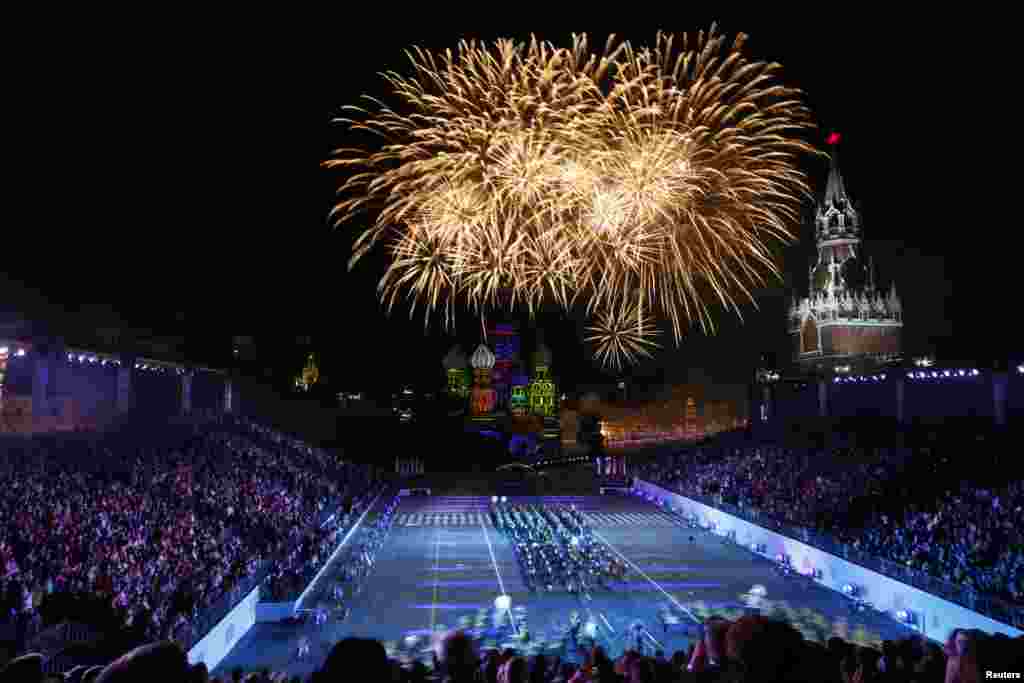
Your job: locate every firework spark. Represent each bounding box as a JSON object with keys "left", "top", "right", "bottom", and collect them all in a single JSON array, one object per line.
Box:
[
  {"left": 585, "top": 295, "right": 662, "bottom": 373},
  {"left": 325, "top": 27, "right": 822, "bottom": 370}
]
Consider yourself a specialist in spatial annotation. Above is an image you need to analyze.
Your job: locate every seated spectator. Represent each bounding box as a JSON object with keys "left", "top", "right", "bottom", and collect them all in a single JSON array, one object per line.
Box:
[
  {"left": 442, "top": 630, "right": 479, "bottom": 683},
  {"left": 320, "top": 637, "right": 389, "bottom": 682},
  {"left": 93, "top": 641, "right": 191, "bottom": 682}
]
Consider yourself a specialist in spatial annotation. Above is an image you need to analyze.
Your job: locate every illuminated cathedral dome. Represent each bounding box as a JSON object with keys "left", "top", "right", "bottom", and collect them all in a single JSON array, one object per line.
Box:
[
  {"left": 470, "top": 344, "right": 495, "bottom": 370},
  {"left": 442, "top": 345, "right": 467, "bottom": 370}
]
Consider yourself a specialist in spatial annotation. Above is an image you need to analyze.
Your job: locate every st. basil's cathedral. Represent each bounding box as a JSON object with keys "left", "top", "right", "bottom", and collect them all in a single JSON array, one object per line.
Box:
[{"left": 442, "top": 323, "right": 561, "bottom": 459}]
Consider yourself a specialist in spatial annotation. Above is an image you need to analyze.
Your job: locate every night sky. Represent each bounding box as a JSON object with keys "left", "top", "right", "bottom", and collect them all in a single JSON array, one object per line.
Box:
[{"left": 6, "top": 13, "right": 1009, "bottom": 395}]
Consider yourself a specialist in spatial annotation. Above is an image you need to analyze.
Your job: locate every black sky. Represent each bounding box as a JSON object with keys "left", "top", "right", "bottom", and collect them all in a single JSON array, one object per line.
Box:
[{"left": 6, "top": 12, "right": 1010, "bottom": 391}]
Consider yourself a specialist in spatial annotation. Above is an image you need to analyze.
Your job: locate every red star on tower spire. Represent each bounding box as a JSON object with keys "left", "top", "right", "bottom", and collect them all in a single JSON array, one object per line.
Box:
[{"left": 827, "top": 132, "right": 841, "bottom": 145}]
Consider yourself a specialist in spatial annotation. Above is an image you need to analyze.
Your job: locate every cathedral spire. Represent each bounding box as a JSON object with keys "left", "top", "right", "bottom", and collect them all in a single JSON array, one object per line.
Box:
[
  {"left": 824, "top": 140, "right": 851, "bottom": 209},
  {"left": 815, "top": 133, "right": 860, "bottom": 244}
]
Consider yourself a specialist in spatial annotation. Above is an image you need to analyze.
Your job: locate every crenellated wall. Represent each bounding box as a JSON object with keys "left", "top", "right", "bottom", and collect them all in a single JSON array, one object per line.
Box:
[
  {"left": 53, "top": 361, "right": 118, "bottom": 427},
  {"left": 829, "top": 381, "right": 897, "bottom": 419},
  {"left": 771, "top": 383, "right": 818, "bottom": 422},
  {"left": 191, "top": 371, "right": 225, "bottom": 414},
  {"left": 760, "top": 369, "right": 1016, "bottom": 427},
  {"left": 904, "top": 375, "right": 993, "bottom": 421},
  {"left": 1006, "top": 370, "right": 1024, "bottom": 421},
  {"left": 131, "top": 368, "right": 180, "bottom": 417}
]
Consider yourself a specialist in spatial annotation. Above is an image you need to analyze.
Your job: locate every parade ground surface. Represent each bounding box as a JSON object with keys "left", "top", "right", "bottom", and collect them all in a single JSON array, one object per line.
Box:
[{"left": 214, "top": 493, "right": 918, "bottom": 679}]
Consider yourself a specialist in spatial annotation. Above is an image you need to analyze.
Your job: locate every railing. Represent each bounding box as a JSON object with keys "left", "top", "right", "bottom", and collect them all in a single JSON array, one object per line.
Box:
[
  {"left": 650, "top": 483, "right": 1024, "bottom": 630},
  {"left": 174, "top": 558, "right": 269, "bottom": 652}
]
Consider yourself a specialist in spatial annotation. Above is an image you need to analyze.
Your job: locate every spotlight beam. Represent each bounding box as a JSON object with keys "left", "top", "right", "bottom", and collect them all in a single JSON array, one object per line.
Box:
[{"left": 479, "top": 516, "right": 518, "bottom": 636}]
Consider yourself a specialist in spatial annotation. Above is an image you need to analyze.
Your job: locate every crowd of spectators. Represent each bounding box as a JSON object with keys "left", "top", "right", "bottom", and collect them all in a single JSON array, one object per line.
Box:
[
  {"left": 635, "top": 439, "right": 1024, "bottom": 619},
  {"left": 262, "top": 483, "right": 384, "bottom": 602},
  {"left": 6, "top": 618, "right": 1020, "bottom": 682},
  {"left": 294, "top": 493, "right": 399, "bottom": 616},
  {"left": 0, "top": 414, "right": 379, "bottom": 658}
]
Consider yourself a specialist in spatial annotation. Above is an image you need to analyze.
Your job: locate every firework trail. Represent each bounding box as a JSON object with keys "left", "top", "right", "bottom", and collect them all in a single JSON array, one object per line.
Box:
[{"left": 325, "top": 27, "right": 821, "bottom": 370}]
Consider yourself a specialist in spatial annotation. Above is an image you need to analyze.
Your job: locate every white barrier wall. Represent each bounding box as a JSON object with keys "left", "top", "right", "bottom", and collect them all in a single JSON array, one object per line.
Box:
[
  {"left": 295, "top": 492, "right": 382, "bottom": 609},
  {"left": 187, "top": 584, "right": 260, "bottom": 672},
  {"left": 255, "top": 603, "right": 295, "bottom": 623},
  {"left": 187, "top": 491, "right": 382, "bottom": 670},
  {"left": 634, "top": 479, "right": 1022, "bottom": 644}
]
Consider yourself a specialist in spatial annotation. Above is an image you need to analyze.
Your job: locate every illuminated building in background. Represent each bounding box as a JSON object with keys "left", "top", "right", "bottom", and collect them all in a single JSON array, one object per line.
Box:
[
  {"left": 788, "top": 138, "right": 902, "bottom": 373},
  {"left": 510, "top": 385, "right": 528, "bottom": 416},
  {"left": 469, "top": 344, "right": 497, "bottom": 415},
  {"left": 294, "top": 353, "right": 320, "bottom": 392},
  {"left": 566, "top": 384, "right": 747, "bottom": 449},
  {"left": 443, "top": 346, "right": 470, "bottom": 398},
  {"left": 529, "top": 343, "right": 557, "bottom": 417},
  {"left": 445, "top": 324, "right": 560, "bottom": 459},
  {"left": 684, "top": 397, "right": 696, "bottom": 438},
  {"left": 489, "top": 323, "right": 521, "bottom": 411}
]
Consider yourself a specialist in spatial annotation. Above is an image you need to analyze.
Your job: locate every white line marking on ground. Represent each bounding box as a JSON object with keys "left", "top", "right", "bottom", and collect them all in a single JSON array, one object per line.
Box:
[
  {"left": 297, "top": 491, "right": 381, "bottom": 609},
  {"left": 479, "top": 515, "right": 518, "bottom": 636},
  {"left": 590, "top": 529, "right": 701, "bottom": 625},
  {"left": 430, "top": 533, "right": 441, "bottom": 631}
]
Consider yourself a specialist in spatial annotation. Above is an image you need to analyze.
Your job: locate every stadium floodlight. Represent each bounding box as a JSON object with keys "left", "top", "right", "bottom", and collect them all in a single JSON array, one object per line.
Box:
[
  {"left": 0, "top": 347, "right": 7, "bottom": 355},
  {"left": 492, "top": 496, "right": 498, "bottom": 504},
  {"left": 501, "top": 496, "right": 507, "bottom": 503},
  {"left": 16, "top": 349, "right": 26, "bottom": 357}
]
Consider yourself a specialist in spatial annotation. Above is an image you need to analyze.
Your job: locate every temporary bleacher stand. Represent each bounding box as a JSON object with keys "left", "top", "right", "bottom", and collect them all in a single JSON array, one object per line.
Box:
[{"left": 633, "top": 479, "right": 1023, "bottom": 644}]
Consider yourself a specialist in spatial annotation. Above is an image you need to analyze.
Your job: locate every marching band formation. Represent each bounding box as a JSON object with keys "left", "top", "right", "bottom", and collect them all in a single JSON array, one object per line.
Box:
[{"left": 490, "top": 501, "right": 628, "bottom": 594}]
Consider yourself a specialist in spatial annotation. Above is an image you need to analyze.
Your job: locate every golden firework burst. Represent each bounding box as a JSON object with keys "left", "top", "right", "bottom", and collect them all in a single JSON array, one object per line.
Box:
[
  {"left": 325, "top": 27, "right": 822, "bottom": 369},
  {"left": 585, "top": 295, "right": 662, "bottom": 372}
]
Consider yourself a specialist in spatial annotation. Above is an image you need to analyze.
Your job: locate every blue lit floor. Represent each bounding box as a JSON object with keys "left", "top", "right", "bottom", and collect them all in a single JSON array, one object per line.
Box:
[{"left": 212, "top": 496, "right": 918, "bottom": 679}]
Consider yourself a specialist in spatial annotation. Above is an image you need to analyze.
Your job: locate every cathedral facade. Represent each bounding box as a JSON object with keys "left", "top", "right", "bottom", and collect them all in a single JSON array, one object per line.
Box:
[
  {"left": 788, "top": 143, "right": 903, "bottom": 374},
  {"left": 442, "top": 323, "right": 561, "bottom": 459}
]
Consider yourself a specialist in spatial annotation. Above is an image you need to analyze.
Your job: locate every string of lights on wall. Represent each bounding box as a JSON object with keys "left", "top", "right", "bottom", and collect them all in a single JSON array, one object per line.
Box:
[
  {"left": 61, "top": 350, "right": 223, "bottom": 376},
  {"left": 834, "top": 369, "right": 991, "bottom": 383},
  {"left": 906, "top": 369, "right": 981, "bottom": 380},
  {"left": 0, "top": 346, "right": 28, "bottom": 358},
  {"left": 833, "top": 374, "right": 887, "bottom": 384}
]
